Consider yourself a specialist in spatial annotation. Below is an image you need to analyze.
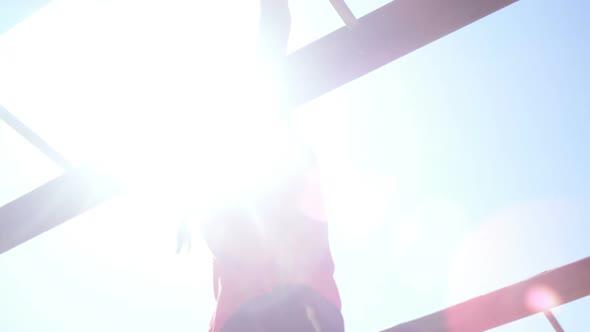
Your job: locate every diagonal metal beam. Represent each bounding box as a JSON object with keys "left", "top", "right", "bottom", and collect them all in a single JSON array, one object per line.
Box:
[
  {"left": 0, "top": 0, "right": 520, "bottom": 256},
  {"left": 286, "top": 0, "right": 519, "bottom": 106},
  {"left": 380, "top": 256, "right": 590, "bottom": 332},
  {"left": 544, "top": 311, "right": 565, "bottom": 332},
  {"left": 5, "top": 2, "right": 584, "bottom": 332},
  {"left": 0, "top": 165, "right": 121, "bottom": 255},
  {"left": 0, "top": 105, "right": 73, "bottom": 170}
]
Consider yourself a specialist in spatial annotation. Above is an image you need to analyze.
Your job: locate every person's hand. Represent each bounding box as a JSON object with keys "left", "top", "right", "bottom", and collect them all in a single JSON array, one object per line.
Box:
[{"left": 176, "top": 220, "right": 192, "bottom": 254}]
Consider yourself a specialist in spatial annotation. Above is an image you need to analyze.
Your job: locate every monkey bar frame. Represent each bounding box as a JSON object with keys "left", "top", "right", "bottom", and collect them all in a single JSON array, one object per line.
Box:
[{"left": 4, "top": 1, "right": 585, "bottom": 331}]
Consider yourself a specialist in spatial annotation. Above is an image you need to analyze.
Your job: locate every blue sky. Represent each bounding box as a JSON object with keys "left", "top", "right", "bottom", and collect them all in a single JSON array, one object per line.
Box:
[{"left": 0, "top": 0, "right": 589, "bottom": 331}]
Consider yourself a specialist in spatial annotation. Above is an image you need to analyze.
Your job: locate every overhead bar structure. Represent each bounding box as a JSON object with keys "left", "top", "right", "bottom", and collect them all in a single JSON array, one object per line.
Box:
[
  {"left": 5, "top": 1, "right": 582, "bottom": 332},
  {"left": 0, "top": 105, "right": 73, "bottom": 170},
  {"left": 544, "top": 311, "right": 566, "bottom": 332},
  {"left": 0, "top": 165, "right": 121, "bottom": 254},
  {"left": 287, "top": 0, "right": 519, "bottom": 106},
  {"left": 380, "top": 256, "right": 590, "bottom": 332},
  {"left": 0, "top": 0, "right": 520, "bottom": 257}
]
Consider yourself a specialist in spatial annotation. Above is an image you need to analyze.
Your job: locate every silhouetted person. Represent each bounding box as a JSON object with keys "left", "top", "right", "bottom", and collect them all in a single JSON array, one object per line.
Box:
[{"left": 179, "top": 1, "right": 357, "bottom": 331}]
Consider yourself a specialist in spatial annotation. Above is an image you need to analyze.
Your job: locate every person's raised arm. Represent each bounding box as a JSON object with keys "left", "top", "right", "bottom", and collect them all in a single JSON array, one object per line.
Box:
[{"left": 258, "top": 0, "right": 291, "bottom": 62}]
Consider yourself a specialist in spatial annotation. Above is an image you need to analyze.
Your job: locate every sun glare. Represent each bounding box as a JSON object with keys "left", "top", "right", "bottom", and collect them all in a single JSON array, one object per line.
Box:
[
  {"left": 0, "top": 0, "right": 302, "bottom": 214},
  {"left": 0, "top": 0, "right": 323, "bottom": 280}
]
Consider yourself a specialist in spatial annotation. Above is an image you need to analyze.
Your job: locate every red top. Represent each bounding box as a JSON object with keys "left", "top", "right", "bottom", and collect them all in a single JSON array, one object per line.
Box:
[{"left": 203, "top": 163, "right": 341, "bottom": 332}]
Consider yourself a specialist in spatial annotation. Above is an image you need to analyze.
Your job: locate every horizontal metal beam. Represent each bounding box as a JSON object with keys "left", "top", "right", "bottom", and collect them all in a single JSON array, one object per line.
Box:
[
  {"left": 381, "top": 256, "right": 590, "bottom": 332},
  {"left": 0, "top": 165, "right": 121, "bottom": 254},
  {"left": 286, "top": 0, "right": 519, "bottom": 106}
]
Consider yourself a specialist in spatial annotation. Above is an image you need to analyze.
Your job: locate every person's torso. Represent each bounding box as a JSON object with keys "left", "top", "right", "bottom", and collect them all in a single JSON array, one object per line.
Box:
[{"left": 203, "top": 164, "right": 341, "bottom": 332}]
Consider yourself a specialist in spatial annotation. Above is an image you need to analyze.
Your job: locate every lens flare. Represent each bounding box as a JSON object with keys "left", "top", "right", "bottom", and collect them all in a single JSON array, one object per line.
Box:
[{"left": 525, "top": 284, "right": 561, "bottom": 312}]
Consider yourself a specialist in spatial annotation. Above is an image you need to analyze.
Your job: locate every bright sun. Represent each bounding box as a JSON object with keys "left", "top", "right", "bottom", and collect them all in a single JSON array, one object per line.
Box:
[{"left": 0, "top": 0, "right": 310, "bottom": 249}]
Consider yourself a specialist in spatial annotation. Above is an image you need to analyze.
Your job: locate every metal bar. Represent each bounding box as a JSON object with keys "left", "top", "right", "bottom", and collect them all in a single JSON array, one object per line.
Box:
[
  {"left": 329, "top": 0, "right": 358, "bottom": 28},
  {"left": 380, "top": 256, "right": 590, "bottom": 332},
  {"left": 0, "top": 105, "right": 73, "bottom": 170},
  {"left": 544, "top": 311, "right": 565, "bottom": 332},
  {"left": 0, "top": 2, "right": 583, "bottom": 330},
  {"left": 0, "top": 0, "right": 521, "bottom": 254},
  {"left": 0, "top": 165, "right": 121, "bottom": 254},
  {"left": 286, "top": 0, "right": 519, "bottom": 107}
]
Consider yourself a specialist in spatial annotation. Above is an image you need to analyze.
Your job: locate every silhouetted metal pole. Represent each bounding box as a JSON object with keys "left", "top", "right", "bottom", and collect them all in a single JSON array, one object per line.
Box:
[
  {"left": 544, "top": 311, "right": 565, "bottom": 332},
  {"left": 0, "top": 105, "right": 72, "bottom": 170}
]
